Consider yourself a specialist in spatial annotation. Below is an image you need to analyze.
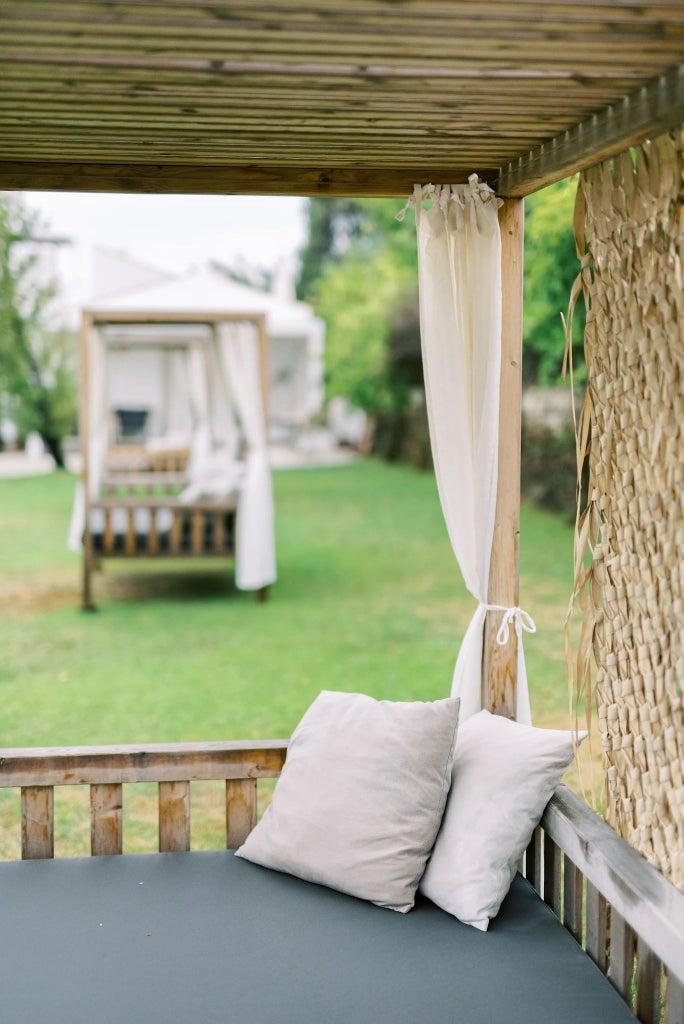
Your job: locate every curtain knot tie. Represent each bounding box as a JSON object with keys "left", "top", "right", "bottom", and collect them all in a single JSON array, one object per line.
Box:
[{"left": 479, "top": 603, "right": 537, "bottom": 646}]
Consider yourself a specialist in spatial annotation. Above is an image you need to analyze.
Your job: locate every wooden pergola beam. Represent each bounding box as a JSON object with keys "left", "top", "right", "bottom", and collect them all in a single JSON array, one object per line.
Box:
[
  {"left": 0, "top": 161, "right": 494, "bottom": 197},
  {"left": 0, "top": 68, "right": 681, "bottom": 200},
  {"left": 497, "top": 62, "right": 684, "bottom": 197},
  {"left": 482, "top": 198, "right": 524, "bottom": 718}
]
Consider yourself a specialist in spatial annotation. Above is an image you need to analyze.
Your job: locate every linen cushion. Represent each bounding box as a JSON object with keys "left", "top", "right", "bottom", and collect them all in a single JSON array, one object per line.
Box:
[
  {"left": 236, "top": 690, "right": 460, "bottom": 912},
  {"left": 420, "top": 710, "right": 585, "bottom": 930},
  {"left": 0, "top": 851, "right": 637, "bottom": 1024}
]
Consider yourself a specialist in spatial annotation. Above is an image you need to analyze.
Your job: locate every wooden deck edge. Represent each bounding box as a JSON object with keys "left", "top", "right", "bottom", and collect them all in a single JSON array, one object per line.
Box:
[{"left": 543, "top": 785, "right": 684, "bottom": 983}]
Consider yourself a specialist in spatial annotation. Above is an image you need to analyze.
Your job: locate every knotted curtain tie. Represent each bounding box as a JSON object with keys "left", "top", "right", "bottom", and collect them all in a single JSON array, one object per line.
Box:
[{"left": 479, "top": 604, "right": 537, "bottom": 646}]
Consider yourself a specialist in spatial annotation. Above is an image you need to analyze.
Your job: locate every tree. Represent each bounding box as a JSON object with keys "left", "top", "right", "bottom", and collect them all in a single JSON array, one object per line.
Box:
[
  {"left": 307, "top": 198, "right": 419, "bottom": 435},
  {"left": 523, "top": 178, "right": 586, "bottom": 385},
  {"left": 296, "top": 198, "right": 370, "bottom": 301},
  {"left": 297, "top": 185, "right": 584, "bottom": 458},
  {"left": 210, "top": 257, "right": 273, "bottom": 293},
  {"left": 0, "top": 193, "right": 76, "bottom": 467}
]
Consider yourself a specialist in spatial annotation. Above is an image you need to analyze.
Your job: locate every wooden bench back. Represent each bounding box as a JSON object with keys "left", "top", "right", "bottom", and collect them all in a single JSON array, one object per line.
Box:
[{"left": 0, "top": 741, "right": 286, "bottom": 857}]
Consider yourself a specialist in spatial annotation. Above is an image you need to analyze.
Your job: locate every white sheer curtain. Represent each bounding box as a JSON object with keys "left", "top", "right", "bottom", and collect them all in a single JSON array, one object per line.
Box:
[
  {"left": 403, "top": 176, "right": 532, "bottom": 722},
  {"left": 206, "top": 337, "right": 240, "bottom": 467},
  {"left": 67, "top": 325, "right": 108, "bottom": 550},
  {"left": 178, "top": 338, "right": 243, "bottom": 503},
  {"left": 185, "top": 342, "right": 212, "bottom": 484},
  {"left": 217, "top": 321, "right": 276, "bottom": 591}
]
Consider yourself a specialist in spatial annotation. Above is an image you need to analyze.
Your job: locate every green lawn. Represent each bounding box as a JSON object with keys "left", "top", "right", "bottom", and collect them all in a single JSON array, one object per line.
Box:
[{"left": 0, "top": 461, "right": 594, "bottom": 857}]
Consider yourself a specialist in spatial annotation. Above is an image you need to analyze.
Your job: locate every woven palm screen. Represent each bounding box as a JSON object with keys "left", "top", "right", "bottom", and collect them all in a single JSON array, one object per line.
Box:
[{"left": 571, "top": 129, "right": 684, "bottom": 889}]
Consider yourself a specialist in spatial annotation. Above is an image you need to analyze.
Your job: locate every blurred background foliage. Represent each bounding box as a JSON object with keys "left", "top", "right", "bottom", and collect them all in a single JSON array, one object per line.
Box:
[
  {"left": 296, "top": 181, "right": 585, "bottom": 510},
  {"left": 297, "top": 180, "right": 585, "bottom": 406},
  {"left": 0, "top": 193, "right": 77, "bottom": 466}
]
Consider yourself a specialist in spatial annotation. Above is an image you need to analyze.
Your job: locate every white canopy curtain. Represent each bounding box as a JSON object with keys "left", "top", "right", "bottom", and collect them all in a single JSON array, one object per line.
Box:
[
  {"left": 185, "top": 342, "right": 213, "bottom": 484},
  {"left": 67, "top": 326, "right": 108, "bottom": 552},
  {"left": 402, "top": 176, "right": 532, "bottom": 723},
  {"left": 216, "top": 321, "right": 276, "bottom": 592}
]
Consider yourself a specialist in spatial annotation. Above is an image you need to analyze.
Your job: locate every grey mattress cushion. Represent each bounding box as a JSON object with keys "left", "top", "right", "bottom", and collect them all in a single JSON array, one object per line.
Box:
[{"left": 0, "top": 850, "right": 635, "bottom": 1024}]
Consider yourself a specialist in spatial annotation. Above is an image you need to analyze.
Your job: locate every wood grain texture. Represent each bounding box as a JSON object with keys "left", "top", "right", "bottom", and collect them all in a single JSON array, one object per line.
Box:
[
  {"left": 0, "top": 161, "right": 492, "bottom": 197},
  {"left": 497, "top": 63, "right": 684, "bottom": 196},
  {"left": 635, "top": 939, "right": 662, "bottom": 1024},
  {"left": 543, "top": 834, "right": 562, "bottom": 918},
  {"left": 158, "top": 780, "right": 191, "bottom": 852},
  {"left": 609, "top": 909, "right": 636, "bottom": 1006},
  {"left": 21, "top": 786, "right": 54, "bottom": 860},
  {"left": 482, "top": 198, "right": 524, "bottom": 717},
  {"left": 0, "top": 741, "right": 288, "bottom": 787},
  {"left": 226, "top": 778, "right": 257, "bottom": 849},
  {"left": 562, "top": 854, "right": 583, "bottom": 942},
  {"left": 542, "top": 786, "right": 684, "bottom": 985},
  {"left": 586, "top": 881, "right": 608, "bottom": 973},
  {"left": 90, "top": 782, "right": 123, "bottom": 856},
  {"left": 0, "top": 2, "right": 682, "bottom": 197}
]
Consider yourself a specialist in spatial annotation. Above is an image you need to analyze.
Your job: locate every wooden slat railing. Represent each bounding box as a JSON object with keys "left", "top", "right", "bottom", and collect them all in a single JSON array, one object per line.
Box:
[
  {"left": 88, "top": 498, "right": 237, "bottom": 558},
  {"left": 528, "top": 786, "right": 684, "bottom": 1024},
  {"left": 0, "top": 741, "right": 287, "bottom": 860},
  {"left": 106, "top": 446, "right": 190, "bottom": 476},
  {"left": 102, "top": 473, "right": 189, "bottom": 497}
]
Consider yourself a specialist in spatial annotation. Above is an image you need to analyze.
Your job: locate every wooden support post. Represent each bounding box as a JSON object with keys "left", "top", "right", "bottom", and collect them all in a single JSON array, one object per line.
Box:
[
  {"left": 226, "top": 779, "right": 257, "bottom": 849},
  {"left": 482, "top": 198, "right": 524, "bottom": 718},
  {"left": 635, "top": 939, "right": 661, "bottom": 1024},
  {"left": 543, "top": 836, "right": 562, "bottom": 918},
  {"left": 563, "top": 854, "right": 584, "bottom": 943},
  {"left": 158, "top": 781, "right": 191, "bottom": 853},
  {"left": 609, "top": 908, "right": 636, "bottom": 1007},
  {"left": 21, "top": 786, "right": 54, "bottom": 860},
  {"left": 586, "top": 881, "right": 609, "bottom": 973},
  {"left": 90, "top": 783, "right": 123, "bottom": 856},
  {"left": 80, "top": 313, "right": 96, "bottom": 611}
]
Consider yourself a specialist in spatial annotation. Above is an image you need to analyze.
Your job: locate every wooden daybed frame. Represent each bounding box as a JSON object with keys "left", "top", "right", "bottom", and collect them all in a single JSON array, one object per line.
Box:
[
  {"left": 80, "top": 310, "right": 271, "bottom": 608},
  {"left": 1, "top": 3, "right": 683, "bottom": 1022},
  {"left": 1, "top": 741, "right": 682, "bottom": 1022}
]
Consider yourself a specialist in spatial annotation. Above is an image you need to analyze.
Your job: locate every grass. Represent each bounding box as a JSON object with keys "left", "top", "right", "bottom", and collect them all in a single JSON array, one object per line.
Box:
[{"left": 0, "top": 460, "right": 597, "bottom": 857}]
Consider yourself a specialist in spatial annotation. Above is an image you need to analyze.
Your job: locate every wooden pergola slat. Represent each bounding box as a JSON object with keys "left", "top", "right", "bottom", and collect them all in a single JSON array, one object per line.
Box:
[
  {"left": 0, "top": 0, "right": 682, "bottom": 198},
  {"left": 497, "top": 62, "right": 684, "bottom": 195}
]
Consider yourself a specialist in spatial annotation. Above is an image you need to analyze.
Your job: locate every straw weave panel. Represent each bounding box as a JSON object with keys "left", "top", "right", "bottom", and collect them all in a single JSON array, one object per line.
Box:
[{"left": 573, "top": 129, "right": 684, "bottom": 887}]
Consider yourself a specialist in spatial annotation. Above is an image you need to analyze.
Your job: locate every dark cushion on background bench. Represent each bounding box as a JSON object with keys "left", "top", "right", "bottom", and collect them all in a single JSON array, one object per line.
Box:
[{"left": 0, "top": 850, "right": 635, "bottom": 1024}]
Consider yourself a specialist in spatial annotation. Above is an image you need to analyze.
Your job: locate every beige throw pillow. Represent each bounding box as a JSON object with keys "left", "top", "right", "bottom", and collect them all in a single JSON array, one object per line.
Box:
[
  {"left": 236, "top": 690, "right": 460, "bottom": 912},
  {"left": 420, "top": 710, "right": 585, "bottom": 930}
]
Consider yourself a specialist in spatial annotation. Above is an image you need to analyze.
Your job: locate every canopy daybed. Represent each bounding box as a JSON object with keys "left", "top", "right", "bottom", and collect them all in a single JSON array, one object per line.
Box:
[
  {"left": 70, "top": 309, "right": 276, "bottom": 607},
  {"left": 1, "top": 3, "right": 683, "bottom": 1023},
  {"left": 88, "top": 263, "right": 327, "bottom": 441}
]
